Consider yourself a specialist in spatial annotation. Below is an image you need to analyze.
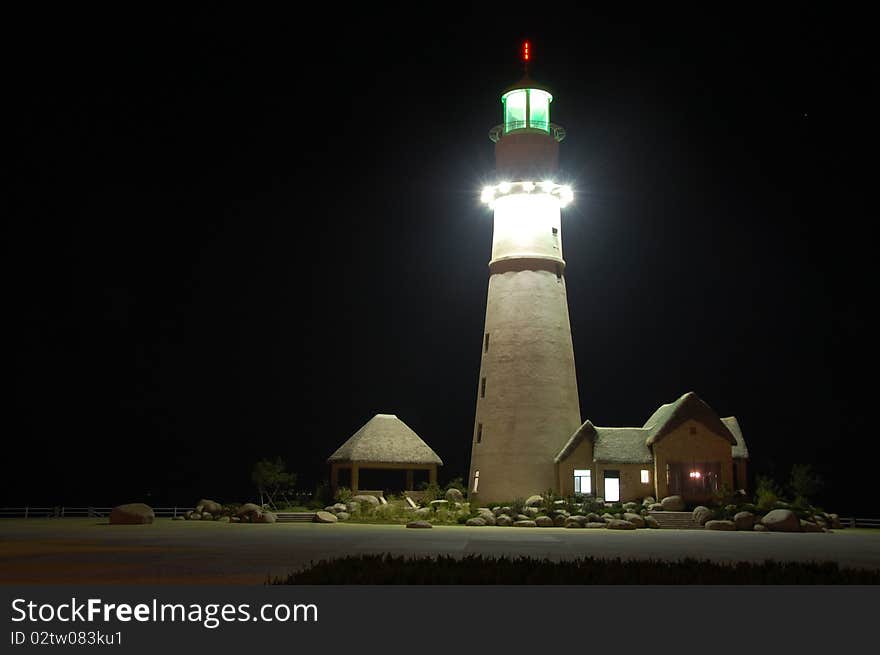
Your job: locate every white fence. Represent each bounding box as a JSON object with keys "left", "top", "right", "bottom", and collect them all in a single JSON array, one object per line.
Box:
[
  {"left": 839, "top": 517, "right": 880, "bottom": 529},
  {"left": 0, "top": 507, "right": 194, "bottom": 519}
]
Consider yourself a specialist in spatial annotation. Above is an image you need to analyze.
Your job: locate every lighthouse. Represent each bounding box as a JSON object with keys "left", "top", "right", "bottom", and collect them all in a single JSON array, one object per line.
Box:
[{"left": 467, "top": 43, "right": 582, "bottom": 503}]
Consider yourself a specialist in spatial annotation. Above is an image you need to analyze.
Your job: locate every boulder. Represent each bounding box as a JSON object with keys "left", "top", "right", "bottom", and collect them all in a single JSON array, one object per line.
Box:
[
  {"left": 477, "top": 512, "right": 496, "bottom": 526},
  {"left": 414, "top": 507, "right": 432, "bottom": 518},
  {"left": 642, "top": 496, "right": 656, "bottom": 506},
  {"left": 585, "top": 513, "right": 601, "bottom": 523},
  {"left": 734, "top": 511, "right": 755, "bottom": 531},
  {"left": 324, "top": 505, "right": 337, "bottom": 513},
  {"left": 336, "top": 512, "right": 350, "bottom": 521},
  {"left": 195, "top": 499, "right": 222, "bottom": 516},
  {"left": 332, "top": 503, "right": 348, "bottom": 513},
  {"left": 495, "top": 515, "right": 513, "bottom": 526},
  {"left": 466, "top": 517, "right": 487, "bottom": 527},
  {"left": 649, "top": 503, "right": 664, "bottom": 511},
  {"left": 525, "top": 495, "right": 544, "bottom": 507},
  {"left": 172, "top": 515, "right": 185, "bottom": 521},
  {"left": 236, "top": 503, "right": 263, "bottom": 520},
  {"left": 753, "top": 523, "right": 768, "bottom": 532},
  {"left": 230, "top": 516, "right": 241, "bottom": 523},
  {"left": 256, "top": 511, "right": 277, "bottom": 524},
  {"left": 601, "top": 513, "right": 615, "bottom": 522},
  {"left": 514, "top": 520, "right": 537, "bottom": 528},
  {"left": 693, "top": 506, "right": 712, "bottom": 526},
  {"left": 346, "top": 502, "right": 360, "bottom": 513},
  {"left": 606, "top": 519, "right": 636, "bottom": 530},
  {"left": 406, "top": 520, "right": 432, "bottom": 529},
  {"left": 585, "top": 522, "right": 607, "bottom": 528},
  {"left": 525, "top": 507, "right": 539, "bottom": 517},
  {"left": 623, "top": 502, "right": 640, "bottom": 512},
  {"left": 660, "top": 495, "right": 685, "bottom": 511},
  {"left": 763, "top": 509, "right": 801, "bottom": 533},
  {"left": 314, "top": 511, "right": 338, "bottom": 524},
  {"left": 623, "top": 513, "right": 645, "bottom": 528},
  {"left": 800, "top": 520, "right": 823, "bottom": 533},
  {"left": 445, "top": 488, "right": 465, "bottom": 503},
  {"left": 705, "top": 520, "right": 736, "bottom": 531},
  {"left": 109, "top": 503, "right": 155, "bottom": 525},
  {"left": 829, "top": 514, "right": 842, "bottom": 529},
  {"left": 352, "top": 494, "right": 380, "bottom": 507},
  {"left": 564, "top": 518, "right": 583, "bottom": 528},
  {"left": 644, "top": 515, "right": 660, "bottom": 529},
  {"left": 535, "top": 516, "right": 554, "bottom": 527},
  {"left": 553, "top": 514, "right": 567, "bottom": 527},
  {"left": 516, "top": 514, "right": 531, "bottom": 522}
]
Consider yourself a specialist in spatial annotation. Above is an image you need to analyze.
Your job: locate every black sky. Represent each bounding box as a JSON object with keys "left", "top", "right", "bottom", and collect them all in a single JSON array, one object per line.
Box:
[{"left": 7, "top": 7, "right": 876, "bottom": 513}]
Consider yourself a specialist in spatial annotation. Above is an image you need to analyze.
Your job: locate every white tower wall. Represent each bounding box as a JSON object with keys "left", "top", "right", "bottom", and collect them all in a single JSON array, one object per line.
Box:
[{"left": 469, "top": 189, "right": 581, "bottom": 502}]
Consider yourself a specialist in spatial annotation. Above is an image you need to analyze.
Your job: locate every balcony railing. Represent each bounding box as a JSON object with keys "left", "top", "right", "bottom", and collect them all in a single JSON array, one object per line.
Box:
[{"left": 489, "top": 122, "right": 566, "bottom": 143}]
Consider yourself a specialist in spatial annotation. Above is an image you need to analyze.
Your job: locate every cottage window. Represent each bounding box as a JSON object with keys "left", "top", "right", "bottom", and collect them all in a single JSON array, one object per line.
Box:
[
  {"left": 573, "top": 469, "right": 591, "bottom": 494},
  {"left": 473, "top": 470, "right": 480, "bottom": 493},
  {"left": 476, "top": 423, "right": 483, "bottom": 444},
  {"left": 640, "top": 469, "right": 650, "bottom": 484}
]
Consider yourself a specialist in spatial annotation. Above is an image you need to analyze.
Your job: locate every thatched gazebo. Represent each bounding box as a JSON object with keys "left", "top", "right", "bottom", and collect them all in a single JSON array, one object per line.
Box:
[{"left": 327, "top": 414, "right": 443, "bottom": 497}]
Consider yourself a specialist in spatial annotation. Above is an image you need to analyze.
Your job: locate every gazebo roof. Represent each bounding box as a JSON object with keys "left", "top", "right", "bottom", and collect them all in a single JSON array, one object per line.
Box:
[{"left": 327, "top": 414, "right": 443, "bottom": 466}]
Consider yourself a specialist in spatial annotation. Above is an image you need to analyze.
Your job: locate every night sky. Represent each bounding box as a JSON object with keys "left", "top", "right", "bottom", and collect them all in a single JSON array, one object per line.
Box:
[{"left": 8, "top": 7, "right": 875, "bottom": 514}]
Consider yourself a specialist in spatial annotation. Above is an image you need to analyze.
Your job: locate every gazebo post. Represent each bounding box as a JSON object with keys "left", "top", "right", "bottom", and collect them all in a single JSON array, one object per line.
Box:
[
  {"left": 351, "top": 464, "right": 359, "bottom": 493},
  {"left": 405, "top": 469, "right": 414, "bottom": 491},
  {"left": 429, "top": 465, "right": 437, "bottom": 486},
  {"left": 330, "top": 463, "right": 339, "bottom": 497}
]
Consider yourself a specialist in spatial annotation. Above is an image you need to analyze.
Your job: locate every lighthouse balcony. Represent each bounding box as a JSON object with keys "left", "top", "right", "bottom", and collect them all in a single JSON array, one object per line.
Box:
[{"left": 489, "top": 121, "right": 566, "bottom": 143}]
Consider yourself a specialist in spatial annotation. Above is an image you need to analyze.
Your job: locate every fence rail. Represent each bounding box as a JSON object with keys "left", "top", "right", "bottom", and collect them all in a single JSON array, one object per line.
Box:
[
  {"left": 0, "top": 507, "right": 194, "bottom": 519},
  {"left": 839, "top": 517, "right": 880, "bottom": 529}
]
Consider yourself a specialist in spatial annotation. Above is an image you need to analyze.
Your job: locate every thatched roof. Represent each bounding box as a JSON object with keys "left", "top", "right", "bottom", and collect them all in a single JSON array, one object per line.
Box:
[
  {"left": 555, "top": 422, "right": 653, "bottom": 464},
  {"left": 554, "top": 420, "right": 596, "bottom": 463},
  {"left": 327, "top": 414, "right": 443, "bottom": 465},
  {"left": 595, "top": 427, "right": 653, "bottom": 464},
  {"left": 556, "top": 392, "right": 748, "bottom": 466},
  {"left": 643, "top": 391, "right": 736, "bottom": 446},
  {"left": 722, "top": 416, "right": 749, "bottom": 459}
]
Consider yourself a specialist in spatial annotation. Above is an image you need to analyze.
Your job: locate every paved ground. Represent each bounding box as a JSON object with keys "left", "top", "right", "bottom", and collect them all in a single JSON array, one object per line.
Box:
[{"left": 1, "top": 519, "right": 879, "bottom": 584}]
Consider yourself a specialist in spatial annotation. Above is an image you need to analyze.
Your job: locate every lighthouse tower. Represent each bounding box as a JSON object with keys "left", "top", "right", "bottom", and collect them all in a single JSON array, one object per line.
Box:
[{"left": 468, "top": 43, "right": 581, "bottom": 502}]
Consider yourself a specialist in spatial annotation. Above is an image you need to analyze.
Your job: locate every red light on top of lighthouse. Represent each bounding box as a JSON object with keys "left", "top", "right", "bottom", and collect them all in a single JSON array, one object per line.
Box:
[{"left": 522, "top": 41, "right": 530, "bottom": 62}]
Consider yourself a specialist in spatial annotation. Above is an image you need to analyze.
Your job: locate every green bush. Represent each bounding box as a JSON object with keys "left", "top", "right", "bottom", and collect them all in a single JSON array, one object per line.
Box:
[
  {"left": 417, "top": 481, "right": 443, "bottom": 505},
  {"left": 334, "top": 486, "right": 353, "bottom": 504},
  {"left": 755, "top": 476, "right": 783, "bottom": 511}
]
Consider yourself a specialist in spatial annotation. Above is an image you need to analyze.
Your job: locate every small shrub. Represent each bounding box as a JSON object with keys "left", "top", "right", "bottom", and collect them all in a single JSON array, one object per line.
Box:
[{"left": 334, "top": 487, "right": 353, "bottom": 504}]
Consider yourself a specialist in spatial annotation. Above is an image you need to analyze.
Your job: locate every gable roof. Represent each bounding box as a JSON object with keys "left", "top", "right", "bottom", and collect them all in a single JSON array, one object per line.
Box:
[
  {"left": 722, "top": 416, "right": 749, "bottom": 459},
  {"left": 554, "top": 420, "right": 596, "bottom": 463},
  {"left": 643, "top": 391, "right": 737, "bottom": 446},
  {"left": 327, "top": 414, "right": 443, "bottom": 465},
  {"left": 594, "top": 427, "right": 653, "bottom": 464}
]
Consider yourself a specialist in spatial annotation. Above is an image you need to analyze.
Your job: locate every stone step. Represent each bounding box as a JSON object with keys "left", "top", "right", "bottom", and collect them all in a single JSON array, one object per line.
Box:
[
  {"left": 648, "top": 511, "right": 703, "bottom": 529},
  {"left": 275, "top": 512, "right": 317, "bottom": 523}
]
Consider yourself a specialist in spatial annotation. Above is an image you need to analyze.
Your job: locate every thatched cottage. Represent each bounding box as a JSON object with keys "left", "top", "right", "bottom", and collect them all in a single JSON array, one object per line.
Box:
[{"left": 553, "top": 392, "right": 748, "bottom": 504}]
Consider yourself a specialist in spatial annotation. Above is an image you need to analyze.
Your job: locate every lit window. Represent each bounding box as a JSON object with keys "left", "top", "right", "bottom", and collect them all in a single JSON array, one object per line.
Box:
[
  {"left": 476, "top": 423, "right": 483, "bottom": 444},
  {"left": 528, "top": 89, "right": 551, "bottom": 132},
  {"left": 473, "top": 470, "right": 480, "bottom": 493},
  {"left": 574, "top": 469, "right": 591, "bottom": 494},
  {"left": 480, "top": 377, "right": 486, "bottom": 398},
  {"left": 502, "top": 90, "right": 527, "bottom": 132},
  {"left": 640, "top": 469, "right": 650, "bottom": 484}
]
